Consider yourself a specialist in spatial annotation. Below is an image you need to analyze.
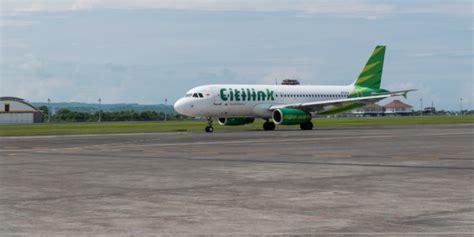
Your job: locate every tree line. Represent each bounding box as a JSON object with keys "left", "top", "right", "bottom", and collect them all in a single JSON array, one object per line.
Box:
[{"left": 38, "top": 106, "right": 185, "bottom": 122}]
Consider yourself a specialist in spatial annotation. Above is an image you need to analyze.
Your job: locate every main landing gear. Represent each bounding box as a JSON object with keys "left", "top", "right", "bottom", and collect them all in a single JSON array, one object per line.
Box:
[
  {"left": 300, "top": 121, "right": 313, "bottom": 130},
  {"left": 263, "top": 120, "right": 276, "bottom": 131},
  {"left": 205, "top": 117, "right": 214, "bottom": 133}
]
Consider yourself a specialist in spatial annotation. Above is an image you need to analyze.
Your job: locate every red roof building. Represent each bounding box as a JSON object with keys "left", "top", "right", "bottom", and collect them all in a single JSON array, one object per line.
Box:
[
  {"left": 351, "top": 100, "right": 414, "bottom": 116},
  {"left": 383, "top": 100, "right": 413, "bottom": 114}
]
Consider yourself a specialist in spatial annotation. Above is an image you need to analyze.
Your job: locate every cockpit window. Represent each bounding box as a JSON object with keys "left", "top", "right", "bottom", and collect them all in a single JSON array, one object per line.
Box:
[
  {"left": 198, "top": 93, "right": 203, "bottom": 98},
  {"left": 185, "top": 93, "right": 192, "bottom": 97},
  {"left": 192, "top": 93, "right": 198, "bottom": 98}
]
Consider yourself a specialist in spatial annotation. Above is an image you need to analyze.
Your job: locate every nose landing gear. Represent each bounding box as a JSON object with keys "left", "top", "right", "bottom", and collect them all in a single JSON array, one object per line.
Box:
[{"left": 205, "top": 117, "right": 214, "bottom": 133}]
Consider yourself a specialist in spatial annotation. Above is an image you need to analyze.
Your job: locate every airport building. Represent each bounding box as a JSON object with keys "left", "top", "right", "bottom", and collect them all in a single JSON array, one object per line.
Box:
[
  {"left": 352, "top": 103, "right": 384, "bottom": 116},
  {"left": 383, "top": 100, "right": 414, "bottom": 115},
  {"left": 351, "top": 100, "right": 414, "bottom": 117},
  {"left": 0, "top": 97, "right": 44, "bottom": 124}
]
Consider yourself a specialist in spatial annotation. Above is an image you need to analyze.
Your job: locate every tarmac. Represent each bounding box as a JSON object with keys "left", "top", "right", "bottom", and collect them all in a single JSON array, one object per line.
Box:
[{"left": 0, "top": 123, "right": 473, "bottom": 235}]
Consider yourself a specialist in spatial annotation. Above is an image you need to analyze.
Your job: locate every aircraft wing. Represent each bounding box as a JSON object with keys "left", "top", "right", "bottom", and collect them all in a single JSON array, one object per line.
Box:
[{"left": 269, "top": 90, "right": 415, "bottom": 113}]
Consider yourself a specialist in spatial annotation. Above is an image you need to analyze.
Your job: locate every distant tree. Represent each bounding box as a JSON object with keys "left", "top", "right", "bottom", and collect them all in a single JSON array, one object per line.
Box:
[
  {"left": 38, "top": 106, "right": 49, "bottom": 117},
  {"left": 46, "top": 109, "right": 180, "bottom": 122}
]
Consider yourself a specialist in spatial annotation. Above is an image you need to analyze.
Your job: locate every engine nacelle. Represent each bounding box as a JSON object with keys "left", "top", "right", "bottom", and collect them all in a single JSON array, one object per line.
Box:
[
  {"left": 218, "top": 117, "right": 255, "bottom": 126},
  {"left": 272, "top": 108, "right": 311, "bottom": 125}
]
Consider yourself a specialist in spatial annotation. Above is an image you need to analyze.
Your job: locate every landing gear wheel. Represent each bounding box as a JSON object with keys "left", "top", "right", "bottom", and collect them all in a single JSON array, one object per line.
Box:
[
  {"left": 205, "top": 126, "right": 214, "bottom": 133},
  {"left": 300, "top": 121, "right": 313, "bottom": 130},
  {"left": 205, "top": 117, "right": 214, "bottom": 133},
  {"left": 263, "top": 121, "right": 276, "bottom": 131}
]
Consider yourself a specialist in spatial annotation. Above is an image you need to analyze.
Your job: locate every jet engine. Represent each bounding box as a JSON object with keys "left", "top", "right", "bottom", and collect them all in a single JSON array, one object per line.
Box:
[
  {"left": 272, "top": 108, "right": 311, "bottom": 125},
  {"left": 218, "top": 117, "right": 255, "bottom": 126}
]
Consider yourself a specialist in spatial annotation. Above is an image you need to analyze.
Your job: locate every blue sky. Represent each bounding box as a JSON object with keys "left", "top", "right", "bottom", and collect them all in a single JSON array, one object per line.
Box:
[{"left": 1, "top": 0, "right": 472, "bottom": 110}]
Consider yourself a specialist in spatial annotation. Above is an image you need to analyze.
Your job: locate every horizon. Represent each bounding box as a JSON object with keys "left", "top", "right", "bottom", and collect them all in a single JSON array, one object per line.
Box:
[
  {"left": 28, "top": 99, "right": 466, "bottom": 112},
  {"left": 1, "top": 0, "right": 472, "bottom": 110}
]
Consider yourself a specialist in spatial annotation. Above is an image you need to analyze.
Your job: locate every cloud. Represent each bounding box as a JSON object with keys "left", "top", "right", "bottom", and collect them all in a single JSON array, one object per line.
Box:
[
  {"left": 70, "top": 0, "right": 100, "bottom": 10},
  {"left": 0, "top": 40, "right": 30, "bottom": 49},
  {"left": 408, "top": 50, "right": 473, "bottom": 58},
  {"left": 0, "top": 20, "right": 38, "bottom": 27},
  {"left": 0, "top": 76, "right": 75, "bottom": 101},
  {"left": 258, "top": 66, "right": 314, "bottom": 85},
  {"left": 399, "top": 2, "right": 473, "bottom": 16},
  {"left": 3, "top": 0, "right": 472, "bottom": 19},
  {"left": 1, "top": 0, "right": 393, "bottom": 17}
]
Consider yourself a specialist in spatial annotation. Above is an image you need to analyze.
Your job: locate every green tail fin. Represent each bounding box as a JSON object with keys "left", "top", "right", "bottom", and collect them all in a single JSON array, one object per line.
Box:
[{"left": 353, "top": 45, "right": 386, "bottom": 89}]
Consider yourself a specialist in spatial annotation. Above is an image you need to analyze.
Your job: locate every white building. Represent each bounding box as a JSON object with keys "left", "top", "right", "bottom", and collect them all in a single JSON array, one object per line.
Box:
[
  {"left": 352, "top": 103, "right": 384, "bottom": 117},
  {"left": 0, "top": 97, "right": 44, "bottom": 124}
]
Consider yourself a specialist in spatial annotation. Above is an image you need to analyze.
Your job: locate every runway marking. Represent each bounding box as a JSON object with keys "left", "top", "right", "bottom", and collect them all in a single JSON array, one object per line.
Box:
[
  {"left": 104, "top": 132, "right": 474, "bottom": 149},
  {"left": 281, "top": 153, "right": 312, "bottom": 157},
  {"left": 0, "top": 132, "right": 472, "bottom": 153},
  {"left": 0, "top": 131, "right": 190, "bottom": 140},
  {"left": 392, "top": 155, "right": 438, "bottom": 160},
  {"left": 12, "top": 151, "right": 474, "bottom": 170},
  {"left": 317, "top": 153, "right": 353, "bottom": 158}
]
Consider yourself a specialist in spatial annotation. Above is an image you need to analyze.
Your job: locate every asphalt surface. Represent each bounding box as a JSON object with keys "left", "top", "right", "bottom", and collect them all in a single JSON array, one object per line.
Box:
[{"left": 0, "top": 123, "right": 473, "bottom": 235}]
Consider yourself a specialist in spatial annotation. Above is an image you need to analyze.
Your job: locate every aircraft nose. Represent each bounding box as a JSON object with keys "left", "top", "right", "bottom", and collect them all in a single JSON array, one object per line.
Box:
[{"left": 173, "top": 98, "right": 186, "bottom": 115}]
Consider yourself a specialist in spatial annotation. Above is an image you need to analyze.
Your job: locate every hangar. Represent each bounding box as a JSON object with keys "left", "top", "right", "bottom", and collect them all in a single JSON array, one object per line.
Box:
[{"left": 0, "top": 97, "right": 44, "bottom": 124}]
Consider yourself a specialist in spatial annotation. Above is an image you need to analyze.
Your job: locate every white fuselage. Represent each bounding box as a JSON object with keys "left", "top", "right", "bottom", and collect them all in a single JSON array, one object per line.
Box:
[{"left": 174, "top": 84, "right": 354, "bottom": 118}]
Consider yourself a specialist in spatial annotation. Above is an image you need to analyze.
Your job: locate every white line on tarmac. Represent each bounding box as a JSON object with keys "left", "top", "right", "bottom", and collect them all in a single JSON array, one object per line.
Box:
[
  {"left": 118, "top": 132, "right": 472, "bottom": 148},
  {"left": 0, "top": 131, "right": 188, "bottom": 140},
  {"left": 0, "top": 132, "right": 471, "bottom": 152},
  {"left": 2, "top": 123, "right": 472, "bottom": 140}
]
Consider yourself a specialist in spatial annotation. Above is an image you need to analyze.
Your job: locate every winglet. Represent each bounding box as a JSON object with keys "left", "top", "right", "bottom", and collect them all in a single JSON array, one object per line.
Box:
[
  {"left": 389, "top": 89, "right": 417, "bottom": 99},
  {"left": 402, "top": 91, "right": 408, "bottom": 99}
]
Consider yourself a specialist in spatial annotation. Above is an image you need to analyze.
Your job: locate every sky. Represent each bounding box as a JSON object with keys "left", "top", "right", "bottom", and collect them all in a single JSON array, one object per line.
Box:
[{"left": 0, "top": 0, "right": 472, "bottom": 110}]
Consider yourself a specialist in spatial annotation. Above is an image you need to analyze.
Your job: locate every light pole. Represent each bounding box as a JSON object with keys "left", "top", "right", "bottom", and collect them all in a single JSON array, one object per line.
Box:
[
  {"left": 47, "top": 98, "right": 51, "bottom": 123},
  {"left": 98, "top": 98, "right": 102, "bottom": 122},
  {"left": 431, "top": 101, "right": 434, "bottom": 116},
  {"left": 164, "top": 98, "right": 168, "bottom": 121},
  {"left": 419, "top": 98, "right": 423, "bottom": 116},
  {"left": 460, "top": 98, "right": 463, "bottom": 115}
]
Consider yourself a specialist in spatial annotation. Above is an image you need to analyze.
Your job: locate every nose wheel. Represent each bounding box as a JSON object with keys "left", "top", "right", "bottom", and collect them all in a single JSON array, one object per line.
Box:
[{"left": 205, "top": 117, "right": 214, "bottom": 133}]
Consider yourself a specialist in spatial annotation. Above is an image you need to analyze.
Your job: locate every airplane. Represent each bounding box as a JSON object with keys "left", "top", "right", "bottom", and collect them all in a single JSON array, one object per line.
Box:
[{"left": 174, "top": 45, "right": 415, "bottom": 132}]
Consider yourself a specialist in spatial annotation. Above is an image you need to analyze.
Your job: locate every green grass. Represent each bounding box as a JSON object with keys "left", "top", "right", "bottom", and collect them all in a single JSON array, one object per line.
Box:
[{"left": 0, "top": 115, "right": 472, "bottom": 136}]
